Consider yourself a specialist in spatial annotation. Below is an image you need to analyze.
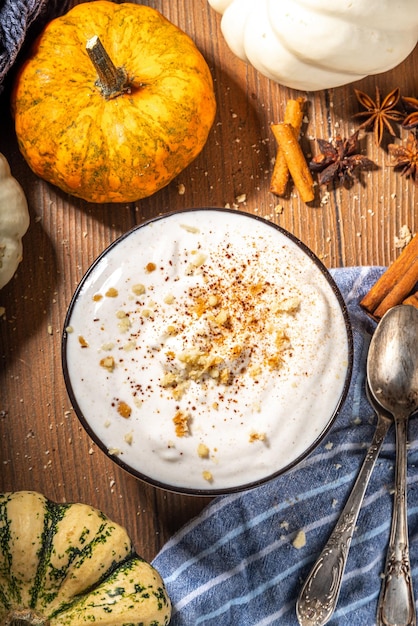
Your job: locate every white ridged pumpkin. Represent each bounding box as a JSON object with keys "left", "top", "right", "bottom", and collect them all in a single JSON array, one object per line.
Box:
[
  {"left": 0, "top": 153, "right": 29, "bottom": 289},
  {"left": 0, "top": 491, "right": 171, "bottom": 626},
  {"left": 208, "top": 0, "right": 418, "bottom": 91}
]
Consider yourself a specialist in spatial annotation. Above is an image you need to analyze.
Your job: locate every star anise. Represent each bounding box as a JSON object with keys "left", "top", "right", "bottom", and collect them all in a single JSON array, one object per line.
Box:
[
  {"left": 353, "top": 87, "right": 405, "bottom": 146},
  {"left": 388, "top": 132, "right": 418, "bottom": 185},
  {"left": 309, "top": 131, "right": 375, "bottom": 186},
  {"left": 401, "top": 96, "right": 418, "bottom": 130}
]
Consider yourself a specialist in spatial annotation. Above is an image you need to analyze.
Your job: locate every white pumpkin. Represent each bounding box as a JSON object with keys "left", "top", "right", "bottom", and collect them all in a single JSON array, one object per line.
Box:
[
  {"left": 0, "top": 153, "right": 29, "bottom": 289},
  {"left": 208, "top": 0, "right": 418, "bottom": 91}
]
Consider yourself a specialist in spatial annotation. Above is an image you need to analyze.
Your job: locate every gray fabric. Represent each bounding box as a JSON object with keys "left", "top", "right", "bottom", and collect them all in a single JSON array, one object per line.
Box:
[{"left": 0, "top": 0, "right": 72, "bottom": 91}]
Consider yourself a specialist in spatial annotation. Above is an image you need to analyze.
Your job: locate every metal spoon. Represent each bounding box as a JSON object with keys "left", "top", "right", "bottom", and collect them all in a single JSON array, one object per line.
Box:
[
  {"left": 367, "top": 304, "right": 418, "bottom": 626},
  {"left": 296, "top": 385, "right": 392, "bottom": 626}
]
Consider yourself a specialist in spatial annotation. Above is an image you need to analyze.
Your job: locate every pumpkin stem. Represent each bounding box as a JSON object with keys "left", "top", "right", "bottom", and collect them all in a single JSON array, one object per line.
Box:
[
  {"left": 0, "top": 609, "right": 49, "bottom": 626},
  {"left": 86, "top": 35, "right": 131, "bottom": 99}
]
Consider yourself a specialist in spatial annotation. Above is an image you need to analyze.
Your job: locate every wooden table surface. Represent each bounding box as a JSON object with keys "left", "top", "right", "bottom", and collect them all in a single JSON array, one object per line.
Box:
[{"left": 1, "top": 0, "right": 417, "bottom": 564}]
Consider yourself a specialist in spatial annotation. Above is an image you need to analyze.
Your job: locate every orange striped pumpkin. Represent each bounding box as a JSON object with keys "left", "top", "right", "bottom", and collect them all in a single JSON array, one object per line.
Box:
[{"left": 12, "top": 2, "right": 216, "bottom": 203}]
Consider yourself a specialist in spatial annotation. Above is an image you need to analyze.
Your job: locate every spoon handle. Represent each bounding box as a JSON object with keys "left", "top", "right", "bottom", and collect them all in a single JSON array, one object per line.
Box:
[
  {"left": 296, "top": 412, "right": 391, "bottom": 626},
  {"left": 377, "top": 417, "right": 416, "bottom": 626}
]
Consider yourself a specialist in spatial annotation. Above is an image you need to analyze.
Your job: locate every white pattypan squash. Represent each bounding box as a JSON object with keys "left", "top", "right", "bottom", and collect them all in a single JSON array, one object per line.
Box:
[
  {"left": 0, "top": 152, "right": 29, "bottom": 289},
  {"left": 208, "top": 0, "right": 418, "bottom": 91}
]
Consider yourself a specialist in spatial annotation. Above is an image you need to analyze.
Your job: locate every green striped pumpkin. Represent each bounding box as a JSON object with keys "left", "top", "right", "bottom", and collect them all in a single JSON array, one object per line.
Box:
[{"left": 0, "top": 491, "right": 171, "bottom": 626}]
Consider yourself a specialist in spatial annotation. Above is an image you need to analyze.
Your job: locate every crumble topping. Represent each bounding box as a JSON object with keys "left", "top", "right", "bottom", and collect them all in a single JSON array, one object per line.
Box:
[
  {"left": 249, "top": 432, "right": 266, "bottom": 443},
  {"left": 197, "top": 443, "right": 210, "bottom": 458},
  {"left": 202, "top": 470, "right": 213, "bottom": 483},
  {"left": 117, "top": 401, "right": 132, "bottom": 419},
  {"left": 173, "top": 410, "right": 191, "bottom": 437},
  {"left": 100, "top": 355, "right": 115, "bottom": 371},
  {"left": 78, "top": 335, "right": 89, "bottom": 348}
]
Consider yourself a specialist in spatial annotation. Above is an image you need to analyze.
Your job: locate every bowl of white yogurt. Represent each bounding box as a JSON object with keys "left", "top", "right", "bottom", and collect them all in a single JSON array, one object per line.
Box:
[{"left": 62, "top": 208, "right": 353, "bottom": 495}]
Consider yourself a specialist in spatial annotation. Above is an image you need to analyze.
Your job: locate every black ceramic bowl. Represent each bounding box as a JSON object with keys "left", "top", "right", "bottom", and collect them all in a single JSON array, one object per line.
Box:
[{"left": 62, "top": 208, "right": 353, "bottom": 495}]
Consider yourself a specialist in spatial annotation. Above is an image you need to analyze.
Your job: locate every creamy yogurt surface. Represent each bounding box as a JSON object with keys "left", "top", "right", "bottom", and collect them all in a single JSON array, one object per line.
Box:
[{"left": 64, "top": 209, "right": 351, "bottom": 492}]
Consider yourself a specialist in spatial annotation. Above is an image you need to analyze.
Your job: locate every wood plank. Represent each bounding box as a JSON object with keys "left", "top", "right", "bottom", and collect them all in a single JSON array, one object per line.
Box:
[{"left": 0, "top": 0, "right": 416, "bottom": 563}]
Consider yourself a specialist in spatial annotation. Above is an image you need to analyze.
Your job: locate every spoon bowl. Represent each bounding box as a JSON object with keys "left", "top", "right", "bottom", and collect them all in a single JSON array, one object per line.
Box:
[
  {"left": 367, "top": 304, "right": 418, "bottom": 626},
  {"left": 367, "top": 305, "right": 418, "bottom": 417}
]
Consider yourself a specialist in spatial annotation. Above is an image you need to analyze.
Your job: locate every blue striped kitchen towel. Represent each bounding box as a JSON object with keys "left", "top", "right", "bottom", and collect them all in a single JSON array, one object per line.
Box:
[{"left": 152, "top": 266, "right": 418, "bottom": 626}]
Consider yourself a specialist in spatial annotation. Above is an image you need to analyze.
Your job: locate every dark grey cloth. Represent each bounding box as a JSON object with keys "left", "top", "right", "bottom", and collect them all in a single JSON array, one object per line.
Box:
[{"left": 0, "top": 0, "right": 72, "bottom": 92}]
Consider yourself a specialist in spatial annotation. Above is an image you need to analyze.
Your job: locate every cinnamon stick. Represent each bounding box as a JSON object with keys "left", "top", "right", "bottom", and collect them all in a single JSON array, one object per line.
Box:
[
  {"left": 271, "top": 123, "right": 315, "bottom": 203},
  {"left": 360, "top": 234, "right": 418, "bottom": 317},
  {"left": 403, "top": 292, "right": 418, "bottom": 308},
  {"left": 373, "top": 256, "right": 418, "bottom": 318},
  {"left": 270, "top": 98, "right": 305, "bottom": 196}
]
